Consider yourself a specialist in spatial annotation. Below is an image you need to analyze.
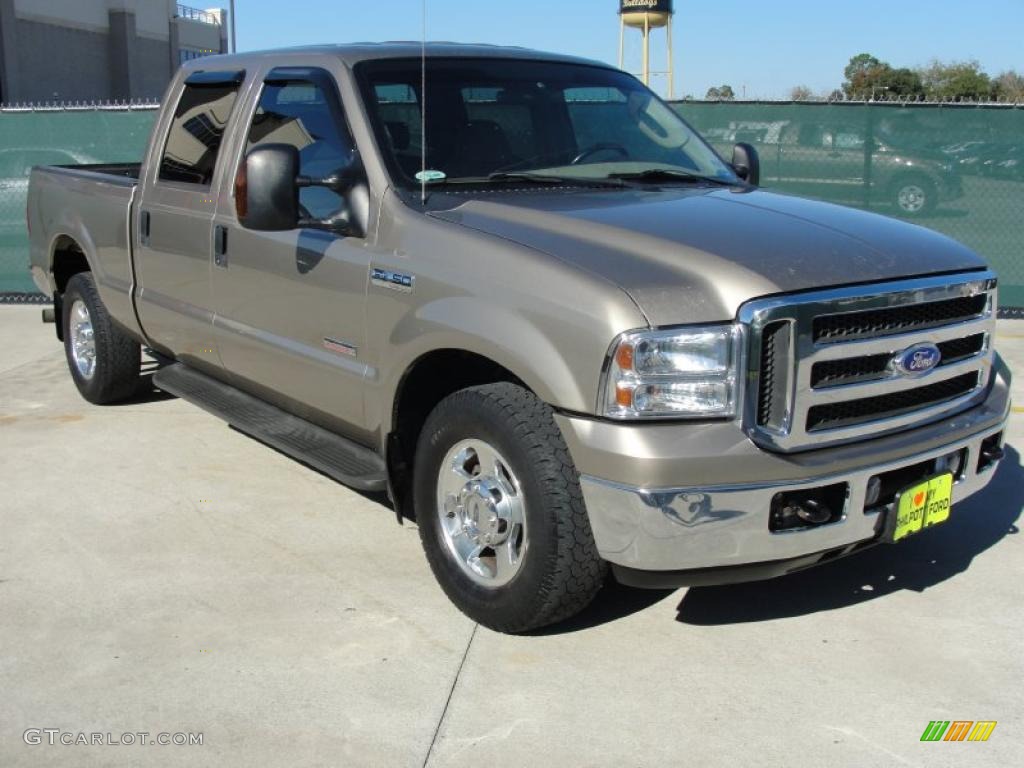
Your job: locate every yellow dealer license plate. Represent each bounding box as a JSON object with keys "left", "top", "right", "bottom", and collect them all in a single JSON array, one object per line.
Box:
[{"left": 892, "top": 473, "right": 953, "bottom": 542}]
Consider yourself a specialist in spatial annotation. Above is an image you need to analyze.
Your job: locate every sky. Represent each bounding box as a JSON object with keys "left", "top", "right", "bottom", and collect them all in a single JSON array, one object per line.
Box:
[{"left": 233, "top": 0, "right": 1023, "bottom": 99}]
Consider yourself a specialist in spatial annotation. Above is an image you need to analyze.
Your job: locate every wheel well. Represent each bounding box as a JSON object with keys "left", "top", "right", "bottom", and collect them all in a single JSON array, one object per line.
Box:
[
  {"left": 49, "top": 237, "right": 90, "bottom": 341},
  {"left": 891, "top": 172, "right": 936, "bottom": 193},
  {"left": 387, "top": 349, "right": 527, "bottom": 519},
  {"left": 52, "top": 236, "right": 89, "bottom": 294}
]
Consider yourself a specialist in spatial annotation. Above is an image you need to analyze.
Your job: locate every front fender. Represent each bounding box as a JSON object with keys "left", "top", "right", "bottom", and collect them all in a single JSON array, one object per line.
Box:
[
  {"left": 385, "top": 295, "right": 586, "bottom": 415},
  {"left": 365, "top": 189, "right": 649, "bottom": 440}
]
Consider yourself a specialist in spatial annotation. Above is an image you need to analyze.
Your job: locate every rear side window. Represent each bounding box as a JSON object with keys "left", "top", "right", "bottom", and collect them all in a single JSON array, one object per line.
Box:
[{"left": 159, "top": 82, "right": 241, "bottom": 185}]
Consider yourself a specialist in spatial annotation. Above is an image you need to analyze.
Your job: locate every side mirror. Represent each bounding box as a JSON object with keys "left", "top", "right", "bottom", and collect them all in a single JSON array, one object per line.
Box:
[
  {"left": 236, "top": 144, "right": 300, "bottom": 231},
  {"left": 235, "top": 144, "right": 366, "bottom": 237},
  {"left": 731, "top": 142, "right": 760, "bottom": 186}
]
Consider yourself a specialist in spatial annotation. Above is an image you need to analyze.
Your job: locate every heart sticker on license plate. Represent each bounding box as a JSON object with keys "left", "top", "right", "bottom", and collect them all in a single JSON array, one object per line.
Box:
[{"left": 892, "top": 473, "right": 953, "bottom": 542}]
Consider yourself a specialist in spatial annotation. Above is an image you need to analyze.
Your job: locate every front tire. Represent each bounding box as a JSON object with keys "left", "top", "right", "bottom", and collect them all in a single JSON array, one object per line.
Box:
[
  {"left": 891, "top": 176, "right": 936, "bottom": 217},
  {"left": 414, "top": 383, "right": 607, "bottom": 633},
  {"left": 62, "top": 272, "right": 140, "bottom": 404}
]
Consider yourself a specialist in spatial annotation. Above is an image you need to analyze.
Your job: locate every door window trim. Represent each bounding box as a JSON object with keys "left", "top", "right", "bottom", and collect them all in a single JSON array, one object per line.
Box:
[{"left": 227, "top": 66, "right": 357, "bottom": 224}]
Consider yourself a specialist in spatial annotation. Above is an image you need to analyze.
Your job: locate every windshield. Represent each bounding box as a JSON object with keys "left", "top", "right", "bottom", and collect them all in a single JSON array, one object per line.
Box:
[{"left": 355, "top": 57, "right": 737, "bottom": 187}]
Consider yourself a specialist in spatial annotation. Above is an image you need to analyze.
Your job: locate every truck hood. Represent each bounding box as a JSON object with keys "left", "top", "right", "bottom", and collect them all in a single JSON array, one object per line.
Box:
[{"left": 429, "top": 187, "right": 986, "bottom": 326}]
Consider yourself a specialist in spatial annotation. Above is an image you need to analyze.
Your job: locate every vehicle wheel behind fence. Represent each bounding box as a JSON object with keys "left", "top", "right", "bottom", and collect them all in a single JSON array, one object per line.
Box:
[
  {"left": 892, "top": 176, "right": 936, "bottom": 218},
  {"left": 62, "top": 272, "right": 140, "bottom": 404}
]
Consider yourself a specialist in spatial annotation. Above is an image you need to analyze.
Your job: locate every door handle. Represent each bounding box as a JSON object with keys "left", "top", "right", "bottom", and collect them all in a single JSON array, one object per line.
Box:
[
  {"left": 140, "top": 210, "right": 150, "bottom": 245},
  {"left": 213, "top": 225, "right": 228, "bottom": 268}
]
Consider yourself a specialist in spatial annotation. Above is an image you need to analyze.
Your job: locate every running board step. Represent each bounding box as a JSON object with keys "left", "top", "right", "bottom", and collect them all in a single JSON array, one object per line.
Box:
[{"left": 153, "top": 363, "right": 387, "bottom": 492}]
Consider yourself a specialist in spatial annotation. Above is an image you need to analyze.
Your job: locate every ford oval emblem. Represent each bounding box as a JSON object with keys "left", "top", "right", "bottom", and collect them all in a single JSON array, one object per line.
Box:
[{"left": 893, "top": 343, "right": 942, "bottom": 377}]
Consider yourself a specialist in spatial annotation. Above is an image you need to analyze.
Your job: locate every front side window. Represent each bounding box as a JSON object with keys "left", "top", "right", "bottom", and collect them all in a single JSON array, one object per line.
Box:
[
  {"left": 245, "top": 78, "right": 354, "bottom": 220},
  {"left": 356, "top": 58, "right": 736, "bottom": 187},
  {"left": 159, "top": 82, "right": 240, "bottom": 185}
]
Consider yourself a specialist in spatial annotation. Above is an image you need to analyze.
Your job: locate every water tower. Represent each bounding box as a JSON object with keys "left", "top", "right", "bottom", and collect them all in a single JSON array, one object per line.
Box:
[{"left": 618, "top": 0, "right": 675, "bottom": 97}]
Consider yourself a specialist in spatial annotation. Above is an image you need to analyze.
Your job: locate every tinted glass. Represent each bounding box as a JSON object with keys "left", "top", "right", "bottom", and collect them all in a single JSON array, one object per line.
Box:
[
  {"left": 159, "top": 83, "right": 240, "bottom": 185},
  {"left": 356, "top": 58, "right": 734, "bottom": 186},
  {"left": 246, "top": 80, "right": 354, "bottom": 220}
]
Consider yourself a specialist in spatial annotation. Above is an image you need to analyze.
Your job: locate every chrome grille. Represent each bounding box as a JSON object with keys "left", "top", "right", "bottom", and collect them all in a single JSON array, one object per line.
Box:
[
  {"left": 741, "top": 272, "right": 996, "bottom": 452},
  {"left": 809, "top": 333, "right": 987, "bottom": 388},
  {"left": 812, "top": 294, "right": 989, "bottom": 342},
  {"left": 806, "top": 372, "right": 981, "bottom": 431}
]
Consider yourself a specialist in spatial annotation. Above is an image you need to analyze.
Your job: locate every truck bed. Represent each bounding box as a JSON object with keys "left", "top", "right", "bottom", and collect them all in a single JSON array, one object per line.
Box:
[{"left": 27, "top": 164, "right": 140, "bottom": 333}]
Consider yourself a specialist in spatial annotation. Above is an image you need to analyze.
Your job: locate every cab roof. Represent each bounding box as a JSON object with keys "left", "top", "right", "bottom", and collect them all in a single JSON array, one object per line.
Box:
[{"left": 179, "top": 42, "right": 611, "bottom": 72}]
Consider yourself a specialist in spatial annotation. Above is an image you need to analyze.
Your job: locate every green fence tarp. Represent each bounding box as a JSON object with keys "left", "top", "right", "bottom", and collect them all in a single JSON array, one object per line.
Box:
[
  {"left": 1, "top": 102, "right": 1021, "bottom": 305},
  {"left": 0, "top": 108, "right": 156, "bottom": 293}
]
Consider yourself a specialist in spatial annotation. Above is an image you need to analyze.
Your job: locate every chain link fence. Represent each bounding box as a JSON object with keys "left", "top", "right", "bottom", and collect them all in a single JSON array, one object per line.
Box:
[
  {"left": 0, "top": 100, "right": 1021, "bottom": 307},
  {"left": 672, "top": 100, "right": 1024, "bottom": 307},
  {"left": 0, "top": 103, "right": 158, "bottom": 296}
]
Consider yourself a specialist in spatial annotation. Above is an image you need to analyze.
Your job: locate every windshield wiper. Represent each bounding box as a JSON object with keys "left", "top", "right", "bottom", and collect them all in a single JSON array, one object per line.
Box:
[
  {"left": 607, "top": 169, "right": 736, "bottom": 185},
  {"left": 428, "top": 171, "right": 629, "bottom": 188},
  {"left": 486, "top": 171, "right": 628, "bottom": 187},
  {"left": 485, "top": 171, "right": 576, "bottom": 183}
]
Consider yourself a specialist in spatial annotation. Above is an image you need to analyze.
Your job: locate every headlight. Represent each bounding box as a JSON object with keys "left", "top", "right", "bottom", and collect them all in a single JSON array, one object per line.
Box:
[{"left": 601, "top": 324, "right": 742, "bottom": 419}]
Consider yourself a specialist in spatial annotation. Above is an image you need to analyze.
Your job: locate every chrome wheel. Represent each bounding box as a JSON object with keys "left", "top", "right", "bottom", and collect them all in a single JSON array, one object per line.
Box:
[
  {"left": 896, "top": 183, "right": 927, "bottom": 214},
  {"left": 436, "top": 438, "right": 527, "bottom": 587},
  {"left": 68, "top": 299, "right": 96, "bottom": 379}
]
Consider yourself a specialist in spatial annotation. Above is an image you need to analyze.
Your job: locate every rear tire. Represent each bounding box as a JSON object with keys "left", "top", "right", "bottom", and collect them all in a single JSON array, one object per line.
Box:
[
  {"left": 414, "top": 383, "right": 607, "bottom": 633},
  {"left": 62, "top": 272, "right": 140, "bottom": 404}
]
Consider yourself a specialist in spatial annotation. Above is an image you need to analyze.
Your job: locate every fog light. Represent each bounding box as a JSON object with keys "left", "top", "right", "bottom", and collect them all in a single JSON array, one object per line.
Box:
[
  {"left": 770, "top": 483, "right": 848, "bottom": 531},
  {"left": 794, "top": 499, "right": 832, "bottom": 524},
  {"left": 977, "top": 432, "right": 1004, "bottom": 473}
]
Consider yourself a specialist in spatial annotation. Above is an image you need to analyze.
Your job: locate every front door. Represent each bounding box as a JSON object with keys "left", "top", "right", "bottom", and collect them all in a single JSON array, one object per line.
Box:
[
  {"left": 777, "top": 122, "right": 866, "bottom": 204},
  {"left": 133, "top": 71, "right": 246, "bottom": 369},
  {"left": 211, "top": 66, "right": 371, "bottom": 434}
]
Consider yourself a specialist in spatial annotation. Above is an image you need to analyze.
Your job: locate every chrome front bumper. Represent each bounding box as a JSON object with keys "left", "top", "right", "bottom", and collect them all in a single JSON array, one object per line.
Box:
[{"left": 567, "top": 366, "right": 1010, "bottom": 578}]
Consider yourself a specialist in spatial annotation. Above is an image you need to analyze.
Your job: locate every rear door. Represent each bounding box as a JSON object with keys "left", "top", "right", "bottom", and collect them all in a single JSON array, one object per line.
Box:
[
  {"left": 133, "top": 70, "right": 246, "bottom": 368},
  {"left": 210, "top": 65, "right": 372, "bottom": 433}
]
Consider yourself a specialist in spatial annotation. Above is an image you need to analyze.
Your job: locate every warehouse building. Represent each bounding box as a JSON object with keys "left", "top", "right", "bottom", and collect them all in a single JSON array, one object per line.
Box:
[{"left": 0, "top": 0, "right": 230, "bottom": 103}]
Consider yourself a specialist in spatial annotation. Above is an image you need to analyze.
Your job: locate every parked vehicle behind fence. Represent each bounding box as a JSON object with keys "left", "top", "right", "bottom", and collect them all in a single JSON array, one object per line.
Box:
[{"left": 709, "top": 118, "right": 963, "bottom": 217}]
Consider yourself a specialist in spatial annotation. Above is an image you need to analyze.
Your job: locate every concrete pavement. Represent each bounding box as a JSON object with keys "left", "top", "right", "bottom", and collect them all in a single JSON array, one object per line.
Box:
[{"left": 1, "top": 304, "right": 1022, "bottom": 767}]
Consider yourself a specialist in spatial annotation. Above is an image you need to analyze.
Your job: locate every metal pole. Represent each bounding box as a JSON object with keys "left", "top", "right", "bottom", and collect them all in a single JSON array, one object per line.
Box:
[
  {"left": 618, "top": 17, "right": 624, "bottom": 70},
  {"left": 229, "top": 0, "right": 237, "bottom": 52},
  {"left": 642, "top": 14, "right": 649, "bottom": 85},
  {"left": 666, "top": 16, "right": 674, "bottom": 99}
]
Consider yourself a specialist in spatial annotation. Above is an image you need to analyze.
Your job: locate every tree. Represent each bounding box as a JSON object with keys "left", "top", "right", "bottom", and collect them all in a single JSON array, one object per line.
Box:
[
  {"left": 842, "top": 53, "right": 886, "bottom": 99},
  {"left": 705, "top": 84, "right": 735, "bottom": 101},
  {"left": 919, "top": 60, "right": 992, "bottom": 101},
  {"left": 879, "top": 67, "right": 925, "bottom": 99},
  {"left": 842, "top": 54, "right": 925, "bottom": 100},
  {"left": 992, "top": 70, "right": 1024, "bottom": 102},
  {"left": 789, "top": 85, "right": 814, "bottom": 101}
]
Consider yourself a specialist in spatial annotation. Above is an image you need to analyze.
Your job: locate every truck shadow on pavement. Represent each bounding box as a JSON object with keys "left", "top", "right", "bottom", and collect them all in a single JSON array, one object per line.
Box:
[{"left": 675, "top": 444, "right": 1023, "bottom": 626}]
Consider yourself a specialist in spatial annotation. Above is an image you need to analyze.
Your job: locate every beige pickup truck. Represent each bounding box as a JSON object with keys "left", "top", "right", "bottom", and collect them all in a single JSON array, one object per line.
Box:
[{"left": 27, "top": 44, "right": 1009, "bottom": 632}]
